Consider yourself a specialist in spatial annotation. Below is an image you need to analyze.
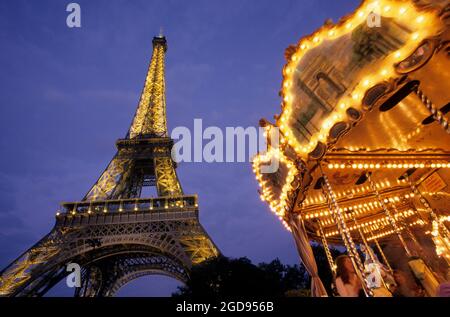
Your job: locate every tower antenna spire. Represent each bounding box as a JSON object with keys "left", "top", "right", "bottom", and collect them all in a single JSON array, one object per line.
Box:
[{"left": 159, "top": 26, "right": 164, "bottom": 38}]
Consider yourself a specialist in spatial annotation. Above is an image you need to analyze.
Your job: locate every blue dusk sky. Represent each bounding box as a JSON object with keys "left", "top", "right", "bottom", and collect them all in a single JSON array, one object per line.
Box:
[{"left": 0, "top": 0, "right": 360, "bottom": 296}]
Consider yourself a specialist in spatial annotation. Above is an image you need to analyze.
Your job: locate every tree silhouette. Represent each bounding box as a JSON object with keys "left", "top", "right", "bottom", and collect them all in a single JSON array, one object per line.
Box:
[
  {"left": 174, "top": 255, "right": 317, "bottom": 297},
  {"left": 173, "top": 245, "right": 343, "bottom": 297}
]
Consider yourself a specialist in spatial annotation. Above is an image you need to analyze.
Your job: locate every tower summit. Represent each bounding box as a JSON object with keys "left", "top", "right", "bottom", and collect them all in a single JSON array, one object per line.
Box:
[
  {"left": 129, "top": 35, "right": 168, "bottom": 139},
  {"left": 0, "top": 36, "right": 218, "bottom": 297}
]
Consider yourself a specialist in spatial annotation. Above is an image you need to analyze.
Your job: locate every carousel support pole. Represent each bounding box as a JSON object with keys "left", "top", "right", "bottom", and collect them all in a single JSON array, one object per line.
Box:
[
  {"left": 414, "top": 86, "right": 450, "bottom": 134},
  {"left": 400, "top": 176, "right": 444, "bottom": 295},
  {"left": 354, "top": 217, "right": 392, "bottom": 293},
  {"left": 372, "top": 235, "right": 393, "bottom": 272},
  {"left": 320, "top": 166, "right": 373, "bottom": 297},
  {"left": 390, "top": 203, "right": 424, "bottom": 256},
  {"left": 353, "top": 216, "right": 376, "bottom": 264},
  {"left": 367, "top": 173, "right": 412, "bottom": 257},
  {"left": 404, "top": 173, "right": 450, "bottom": 262},
  {"left": 404, "top": 173, "right": 450, "bottom": 239},
  {"left": 318, "top": 220, "right": 336, "bottom": 276}
]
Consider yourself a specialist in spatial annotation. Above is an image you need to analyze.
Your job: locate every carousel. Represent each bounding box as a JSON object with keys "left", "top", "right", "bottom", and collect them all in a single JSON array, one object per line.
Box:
[{"left": 253, "top": 0, "right": 450, "bottom": 297}]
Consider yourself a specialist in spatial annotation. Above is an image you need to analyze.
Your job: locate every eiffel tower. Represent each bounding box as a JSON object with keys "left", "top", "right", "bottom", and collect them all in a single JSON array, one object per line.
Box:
[{"left": 0, "top": 35, "right": 219, "bottom": 297}]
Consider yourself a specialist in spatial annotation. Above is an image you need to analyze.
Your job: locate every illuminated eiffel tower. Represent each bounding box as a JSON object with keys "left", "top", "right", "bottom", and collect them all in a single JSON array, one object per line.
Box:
[{"left": 0, "top": 35, "right": 219, "bottom": 297}]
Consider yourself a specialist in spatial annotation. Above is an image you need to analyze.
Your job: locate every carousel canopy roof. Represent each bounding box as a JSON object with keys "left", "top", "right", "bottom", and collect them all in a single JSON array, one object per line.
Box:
[{"left": 253, "top": 0, "right": 450, "bottom": 244}]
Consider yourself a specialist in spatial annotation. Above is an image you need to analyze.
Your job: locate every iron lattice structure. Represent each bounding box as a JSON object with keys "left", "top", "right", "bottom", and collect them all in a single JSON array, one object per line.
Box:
[{"left": 0, "top": 36, "right": 219, "bottom": 297}]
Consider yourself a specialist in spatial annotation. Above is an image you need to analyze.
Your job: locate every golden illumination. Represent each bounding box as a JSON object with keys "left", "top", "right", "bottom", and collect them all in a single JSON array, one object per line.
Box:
[{"left": 253, "top": 146, "right": 299, "bottom": 218}]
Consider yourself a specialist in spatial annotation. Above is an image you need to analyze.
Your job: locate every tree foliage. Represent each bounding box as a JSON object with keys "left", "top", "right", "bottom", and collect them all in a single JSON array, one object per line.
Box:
[
  {"left": 173, "top": 244, "right": 343, "bottom": 297},
  {"left": 174, "top": 256, "right": 308, "bottom": 297}
]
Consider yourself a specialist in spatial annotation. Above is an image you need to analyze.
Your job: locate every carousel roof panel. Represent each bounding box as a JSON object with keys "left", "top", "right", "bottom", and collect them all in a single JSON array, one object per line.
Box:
[{"left": 278, "top": 0, "right": 445, "bottom": 159}]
